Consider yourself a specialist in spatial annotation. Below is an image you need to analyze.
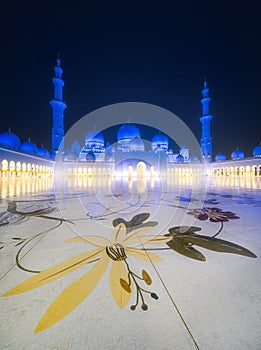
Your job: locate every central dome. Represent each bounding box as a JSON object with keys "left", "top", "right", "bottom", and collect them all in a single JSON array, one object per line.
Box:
[
  {"left": 85, "top": 130, "right": 104, "bottom": 145},
  {"left": 117, "top": 124, "right": 141, "bottom": 141}
]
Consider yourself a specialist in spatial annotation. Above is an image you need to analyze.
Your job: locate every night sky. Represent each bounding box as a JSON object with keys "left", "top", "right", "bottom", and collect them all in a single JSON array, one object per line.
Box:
[{"left": 1, "top": 1, "right": 260, "bottom": 157}]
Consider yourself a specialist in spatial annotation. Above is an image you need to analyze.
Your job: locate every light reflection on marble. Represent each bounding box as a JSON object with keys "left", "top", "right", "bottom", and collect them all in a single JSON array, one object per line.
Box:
[
  {"left": 1, "top": 174, "right": 261, "bottom": 200},
  {"left": 0, "top": 173, "right": 260, "bottom": 350},
  {"left": 0, "top": 176, "right": 54, "bottom": 199},
  {"left": 209, "top": 174, "right": 261, "bottom": 190}
]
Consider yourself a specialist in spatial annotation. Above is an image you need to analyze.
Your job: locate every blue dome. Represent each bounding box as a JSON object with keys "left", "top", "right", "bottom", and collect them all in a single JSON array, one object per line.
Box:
[
  {"left": 152, "top": 133, "right": 168, "bottom": 144},
  {"left": 129, "top": 137, "right": 145, "bottom": 151},
  {"left": 231, "top": 148, "right": 244, "bottom": 160},
  {"left": 86, "top": 151, "right": 96, "bottom": 162},
  {"left": 37, "top": 147, "right": 49, "bottom": 158},
  {"left": 0, "top": 130, "right": 21, "bottom": 149},
  {"left": 215, "top": 152, "right": 226, "bottom": 161},
  {"left": 21, "top": 140, "right": 38, "bottom": 154},
  {"left": 176, "top": 154, "right": 184, "bottom": 163},
  {"left": 253, "top": 144, "right": 261, "bottom": 158},
  {"left": 117, "top": 124, "right": 141, "bottom": 141},
  {"left": 85, "top": 130, "right": 104, "bottom": 145},
  {"left": 152, "top": 133, "right": 169, "bottom": 151}
]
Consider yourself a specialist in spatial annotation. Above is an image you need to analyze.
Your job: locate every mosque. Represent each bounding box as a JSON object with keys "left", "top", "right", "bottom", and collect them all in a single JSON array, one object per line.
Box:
[{"left": 0, "top": 57, "right": 260, "bottom": 178}]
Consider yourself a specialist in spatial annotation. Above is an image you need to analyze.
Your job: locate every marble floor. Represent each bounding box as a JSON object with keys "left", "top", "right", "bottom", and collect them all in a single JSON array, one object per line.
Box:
[{"left": 0, "top": 175, "right": 260, "bottom": 350}]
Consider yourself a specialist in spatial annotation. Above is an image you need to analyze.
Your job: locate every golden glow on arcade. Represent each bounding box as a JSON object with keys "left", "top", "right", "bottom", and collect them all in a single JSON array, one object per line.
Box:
[
  {"left": 2, "top": 157, "right": 261, "bottom": 182},
  {"left": 211, "top": 164, "right": 261, "bottom": 177},
  {"left": 1, "top": 159, "right": 53, "bottom": 177}
]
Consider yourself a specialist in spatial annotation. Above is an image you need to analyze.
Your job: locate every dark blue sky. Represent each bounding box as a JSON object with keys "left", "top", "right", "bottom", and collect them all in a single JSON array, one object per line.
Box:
[{"left": 1, "top": 1, "right": 260, "bottom": 157}]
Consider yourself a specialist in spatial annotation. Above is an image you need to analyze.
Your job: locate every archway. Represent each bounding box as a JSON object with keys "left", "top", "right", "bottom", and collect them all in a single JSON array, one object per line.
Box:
[
  {"left": 2, "top": 159, "right": 8, "bottom": 172},
  {"left": 137, "top": 161, "right": 146, "bottom": 178}
]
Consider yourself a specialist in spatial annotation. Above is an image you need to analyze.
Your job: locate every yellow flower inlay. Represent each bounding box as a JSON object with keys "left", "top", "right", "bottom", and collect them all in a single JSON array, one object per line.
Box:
[{"left": 3, "top": 223, "right": 171, "bottom": 333}]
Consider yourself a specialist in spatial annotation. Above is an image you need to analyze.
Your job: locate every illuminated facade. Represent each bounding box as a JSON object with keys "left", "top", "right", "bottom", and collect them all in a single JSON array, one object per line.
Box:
[
  {"left": 0, "top": 148, "right": 53, "bottom": 177},
  {"left": 0, "top": 58, "right": 260, "bottom": 177}
]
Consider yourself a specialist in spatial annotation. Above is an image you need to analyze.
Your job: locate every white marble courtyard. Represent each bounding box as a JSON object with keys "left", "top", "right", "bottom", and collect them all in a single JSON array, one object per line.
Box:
[{"left": 0, "top": 175, "right": 260, "bottom": 350}]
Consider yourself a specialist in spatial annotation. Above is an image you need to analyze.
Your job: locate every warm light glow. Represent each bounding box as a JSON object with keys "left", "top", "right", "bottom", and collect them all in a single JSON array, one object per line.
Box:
[{"left": 2, "top": 159, "right": 8, "bottom": 171}]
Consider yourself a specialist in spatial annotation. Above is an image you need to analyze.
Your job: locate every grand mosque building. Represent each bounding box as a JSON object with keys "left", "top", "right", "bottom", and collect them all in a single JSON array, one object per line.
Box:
[{"left": 0, "top": 58, "right": 260, "bottom": 178}]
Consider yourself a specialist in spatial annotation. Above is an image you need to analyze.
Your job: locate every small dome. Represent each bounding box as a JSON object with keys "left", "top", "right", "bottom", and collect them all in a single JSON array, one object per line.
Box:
[
  {"left": 253, "top": 144, "right": 261, "bottom": 158},
  {"left": 215, "top": 152, "right": 226, "bottom": 162},
  {"left": 0, "top": 130, "right": 21, "bottom": 149},
  {"left": 152, "top": 133, "right": 168, "bottom": 144},
  {"left": 231, "top": 148, "right": 244, "bottom": 160},
  {"left": 37, "top": 146, "right": 49, "bottom": 158},
  {"left": 86, "top": 151, "right": 96, "bottom": 162},
  {"left": 129, "top": 136, "right": 145, "bottom": 151},
  {"left": 85, "top": 130, "right": 104, "bottom": 145},
  {"left": 117, "top": 124, "right": 141, "bottom": 141},
  {"left": 176, "top": 154, "right": 184, "bottom": 163},
  {"left": 20, "top": 139, "right": 38, "bottom": 154},
  {"left": 151, "top": 133, "right": 169, "bottom": 152}
]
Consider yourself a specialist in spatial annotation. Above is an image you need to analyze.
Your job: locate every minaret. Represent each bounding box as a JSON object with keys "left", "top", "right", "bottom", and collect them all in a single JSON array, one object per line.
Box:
[
  {"left": 50, "top": 55, "right": 66, "bottom": 156},
  {"left": 200, "top": 80, "right": 213, "bottom": 162}
]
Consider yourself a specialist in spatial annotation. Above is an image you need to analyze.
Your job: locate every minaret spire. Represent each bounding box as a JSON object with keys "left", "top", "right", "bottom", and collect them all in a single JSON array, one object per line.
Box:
[
  {"left": 50, "top": 55, "right": 66, "bottom": 156},
  {"left": 204, "top": 75, "right": 207, "bottom": 88},
  {"left": 57, "top": 52, "right": 61, "bottom": 66},
  {"left": 200, "top": 80, "right": 213, "bottom": 162}
]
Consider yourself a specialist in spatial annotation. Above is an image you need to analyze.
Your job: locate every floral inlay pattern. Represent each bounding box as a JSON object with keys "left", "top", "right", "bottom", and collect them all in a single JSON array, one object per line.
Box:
[
  {"left": 3, "top": 220, "right": 171, "bottom": 333},
  {"left": 1, "top": 192, "right": 257, "bottom": 334},
  {"left": 187, "top": 207, "right": 239, "bottom": 222}
]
